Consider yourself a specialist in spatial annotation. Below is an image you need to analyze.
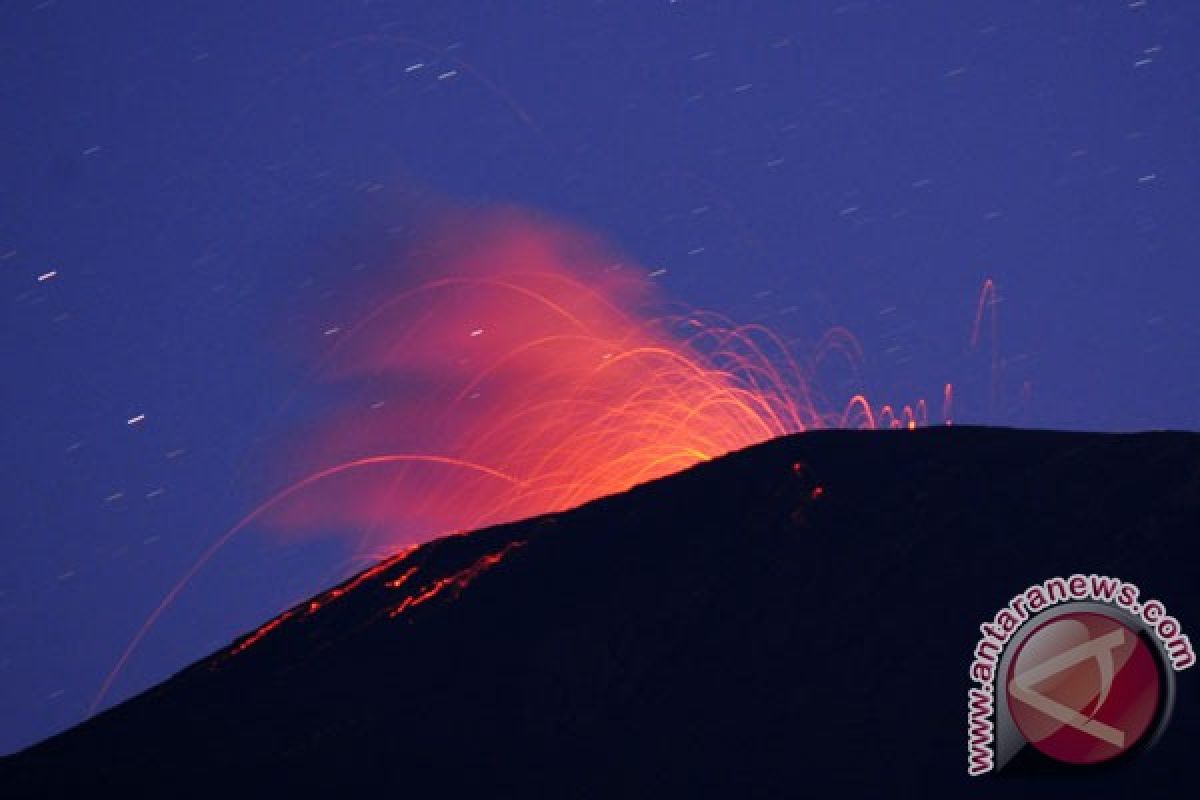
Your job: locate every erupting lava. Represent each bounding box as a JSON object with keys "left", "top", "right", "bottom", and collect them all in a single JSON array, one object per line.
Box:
[
  {"left": 265, "top": 208, "right": 930, "bottom": 550},
  {"left": 93, "top": 207, "right": 956, "bottom": 713}
]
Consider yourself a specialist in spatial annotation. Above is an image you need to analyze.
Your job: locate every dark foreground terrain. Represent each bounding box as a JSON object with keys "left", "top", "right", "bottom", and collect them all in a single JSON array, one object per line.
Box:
[{"left": 3, "top": 427, "right": 1198, "bottom": 797}]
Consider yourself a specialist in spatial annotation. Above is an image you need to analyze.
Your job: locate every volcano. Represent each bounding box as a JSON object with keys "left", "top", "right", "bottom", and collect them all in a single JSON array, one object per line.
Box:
[{"left": 3, "top": 427, "right": 1198, "bottom": 796}]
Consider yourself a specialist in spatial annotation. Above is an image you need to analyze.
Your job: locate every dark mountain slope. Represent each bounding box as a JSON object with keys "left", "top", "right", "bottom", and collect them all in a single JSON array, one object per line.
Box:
[{"left": 3, "top": 427, "right": 1198, "bottom": 797}]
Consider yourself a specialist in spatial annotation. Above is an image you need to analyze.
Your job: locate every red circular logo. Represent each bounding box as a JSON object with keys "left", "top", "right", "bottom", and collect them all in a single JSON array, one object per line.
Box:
[{"left": 1006, "top": 611, "right": 1162, "bottom": 765}]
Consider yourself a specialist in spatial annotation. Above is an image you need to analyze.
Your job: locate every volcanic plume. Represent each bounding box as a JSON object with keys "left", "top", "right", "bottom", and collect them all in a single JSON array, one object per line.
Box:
[
  {"left": 265, "top": 207, "right": 926, "bottom": 553},
  {"left": 89, "top": 207, "right": 952, "bottom": 716}
]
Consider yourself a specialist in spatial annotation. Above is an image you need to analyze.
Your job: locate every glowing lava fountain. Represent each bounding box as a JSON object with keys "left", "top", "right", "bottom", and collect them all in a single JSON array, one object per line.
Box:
[
  {"left": 266, "top": 209, "right": 927, "bottom": 549},
  {"left": 92, "top": 208, "right": 938, "bottom": 713}
]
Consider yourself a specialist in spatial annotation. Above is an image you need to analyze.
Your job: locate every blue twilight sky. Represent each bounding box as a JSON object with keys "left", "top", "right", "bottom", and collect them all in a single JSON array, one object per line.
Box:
[{"left": 2, "top": 1, "right": 1198, "bottom": 754}]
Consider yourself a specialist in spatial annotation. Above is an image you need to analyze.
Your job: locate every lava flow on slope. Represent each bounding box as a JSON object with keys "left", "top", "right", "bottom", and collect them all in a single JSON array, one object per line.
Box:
[{"left": 4, "top": 426, "right": 1199, "bottom": 798}]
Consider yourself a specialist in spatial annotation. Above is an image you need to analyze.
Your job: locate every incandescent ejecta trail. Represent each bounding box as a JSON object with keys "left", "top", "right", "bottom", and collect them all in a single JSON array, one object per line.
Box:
[{"left": 92, "top": 207, "right": 995, "bottom": 713}]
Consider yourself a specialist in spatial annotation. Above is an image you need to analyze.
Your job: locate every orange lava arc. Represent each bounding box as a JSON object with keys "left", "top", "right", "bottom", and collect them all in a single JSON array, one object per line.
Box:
[
  {"left": 92, "top": 207, "right": 942, "bottom": 714},
  {"left": 266, "top": 209, "right": 928, "bottom": 552}
]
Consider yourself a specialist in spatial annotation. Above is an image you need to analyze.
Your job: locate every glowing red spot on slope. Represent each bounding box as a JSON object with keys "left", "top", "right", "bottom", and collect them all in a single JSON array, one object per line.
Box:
[
  {"left": 221, "top": 546, "right": 422, "bottom": 660},
  {"left": 810, "top": 486, "right": 825, "bottom": 500},
  {"left": 229, "top": 610, "right": 297, "bottom": 657},
  {"left": 388, "top": 541, "right": 526, "bottom": 618},
  {"left": 317, "top": 546, "right": 417, "bottom": 604},
  {"left": 385, "top": 566, "right": 420, "bottom": 590}
]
